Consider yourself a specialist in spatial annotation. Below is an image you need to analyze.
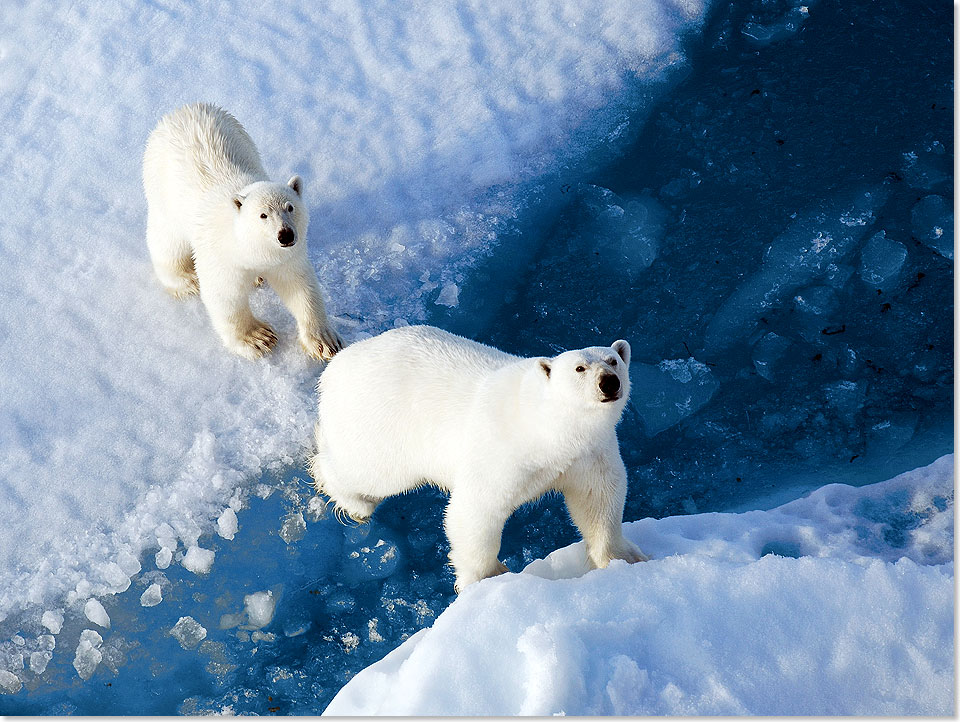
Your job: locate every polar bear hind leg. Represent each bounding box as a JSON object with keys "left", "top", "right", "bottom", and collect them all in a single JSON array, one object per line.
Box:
[
  {"left": 145, "top": 213, "right": 199, "bottom": 299},
  {"left": 309, "top": 429, "right": 379, "bottom": 524}
]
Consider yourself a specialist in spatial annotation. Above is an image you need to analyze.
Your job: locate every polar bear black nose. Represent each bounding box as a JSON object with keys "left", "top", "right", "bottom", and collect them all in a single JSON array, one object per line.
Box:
[
  {"left": 599, "top": 373, "right": 620, "bottom": 399},
  {"left": 278, "top": 226, "right": 295, "bottom": 247}
]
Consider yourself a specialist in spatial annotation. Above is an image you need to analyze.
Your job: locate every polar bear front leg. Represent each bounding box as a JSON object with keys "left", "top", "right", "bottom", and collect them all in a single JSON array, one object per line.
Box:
[
  {"left": 266, "top": 261, "right": 343, "bottom": 361},
  {"left": 561, "top": 452, "right": 649, "bottom": 569},
  {"left": 196, "top": 264, "right": 277, "bottom": 359},
  {"left": 444, "top": 489, "right": 512, "bottom": 593}
]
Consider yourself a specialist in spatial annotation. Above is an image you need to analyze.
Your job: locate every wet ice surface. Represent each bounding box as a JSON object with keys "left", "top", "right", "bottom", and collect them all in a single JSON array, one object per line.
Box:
[
  {"left": 1, "top": 477, "right": 457, "bottom": 715},
  {"left": 0, "top": 0, "right": 953, "bottom": 715}
]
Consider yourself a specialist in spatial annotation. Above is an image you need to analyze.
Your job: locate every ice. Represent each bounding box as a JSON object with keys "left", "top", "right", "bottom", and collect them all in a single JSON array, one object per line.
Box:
[
  {"left": 751, "top": 332, "right": 791, "bottom": 381},
  {"left": 28, "top": 652, "right": 51, "bottom": 675},
  {"left": 704, "top": 184, "right": 890, "bottom": 355},
  {"left": 139, "top": 584, "right": 162, "bottom": 608},
  {"left": 155, "top": 548, "right": 173, "bottom": 570},
  {"left": 435, "top": 284, "right": 460, "bottom": 308},
  {"left": 326, "top": 456, "right": 954, "bottom": 716},
  {"left": 181, "top": 546, "right": 215, "bottom": 575},
  {"left": 243, "top": 591, "right": 277, "bottom": 630},
  {"left": 72, "top": 630, "right": 103, "bottom": 681},
  {"left": 169, "top": 617, "right": 207, "bottom": 650},
  {"left": 83, "top": 599, "right": 110, "bottom": 629},
  {"left": 630, "top": 359, "right": 719, "bottom": 436},
  {"left": 911, "top": 195, "right": 953, "bottom": 260},
  {"left": 40, "top": 611, "right": 63, "bottom": 635},
  {"left": 279, "top": 512, "right": 307, "bottom": 545},
  {"left": 217, "top": 508, "right": 239, "bottom": 541},
  {"left": 858, "top": 231, "right": 907, "bottom": 291},
  {"left": 0, "top": 670, "right": 21, "bottom": 695}
]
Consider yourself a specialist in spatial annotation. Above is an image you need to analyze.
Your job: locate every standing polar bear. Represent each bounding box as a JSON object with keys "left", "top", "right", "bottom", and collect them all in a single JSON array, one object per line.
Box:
[
  {"left": 310, "top": 325, "right": 648, "bottom": 592},
  {"left": 143, "top": 102, "right": 342, "bottom": 360}
]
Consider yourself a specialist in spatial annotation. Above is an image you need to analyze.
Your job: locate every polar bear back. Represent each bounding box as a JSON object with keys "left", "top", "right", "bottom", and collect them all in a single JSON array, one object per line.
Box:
[
  {"left": 316, "top": 326, "right": 518, "bottom": 492},
  {"left": 143, "top": 103, "right": 268, "bottom": 201}
]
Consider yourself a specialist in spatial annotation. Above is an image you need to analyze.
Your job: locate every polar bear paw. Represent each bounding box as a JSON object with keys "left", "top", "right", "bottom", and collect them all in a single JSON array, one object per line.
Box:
[
  {"left": 300, "top": 325, "right": 344, "bottom": 362},
  {"left": 613, "top": 539, "right": 650, "bottom": 564},
  {"left": 235, "top": 322, "right": 278, "bottom": 358},
  {"left": 161, "top": 272, "right": 199, "bottom": 299}
]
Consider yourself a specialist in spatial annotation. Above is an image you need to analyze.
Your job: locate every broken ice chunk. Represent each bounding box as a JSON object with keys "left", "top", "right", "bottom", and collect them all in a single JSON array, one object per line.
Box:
[
  {"left": 217, "top": 507, "right": 238, "bottom": 540},
  {"left": 140, "top": 583, "right": 163, "bottom": 608},
  {"left": 41, "top": 610, "right": 63, "bottom": 635},
  {"left": 911, "top": 195, "right": 953, "bottom": 260},
  {"left": 155, "top": 547, "right": 173, "bottom": 569},
  {"left": 29, "top": 650, "right": 52, "bottom": 675},
  {"left": 170, "top": 616, "right": 207, "bottom": 650},
  {"left": 752, "top": 332, "right": 792, "bottom": 381},
  {"left": 182, "top": 545, "right": 215, "bottom": 575},
  {"left": 279, "top": 512, "right": 306, "bottom": 544},
  {"left": 73, "top": 629, "right": 103, "bottom": 680},
  {"left": 630, "top": 359, "right": 719, "bottom": 436},
  {"left": 435, "top": 283, "right": 460, "bottom": 308},
  {"left": 243, "top": 591, "right": 276, "bottom": 629},
  {"left": 859, "top": 231, "right": 907, "bottom": 291},
  {"left": 0, "top": 669, "right": 22, "bottom": 694},
  {"left": 84, "top": 598, "right": 110, "bottom": 628}
]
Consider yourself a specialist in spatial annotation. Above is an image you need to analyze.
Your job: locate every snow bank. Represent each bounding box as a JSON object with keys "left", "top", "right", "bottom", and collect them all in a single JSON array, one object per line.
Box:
[
  {"left": 325, "top": 455, "right": 954, "bottom": 716},
  {"left": 0, "top": 0, "right": 709, "bottom": 632}
]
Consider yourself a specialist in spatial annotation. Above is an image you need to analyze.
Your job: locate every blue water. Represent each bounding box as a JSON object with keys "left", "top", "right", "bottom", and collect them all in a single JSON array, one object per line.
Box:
[{"left": 2, "top": 0, "right": 952, "bottom": 714}]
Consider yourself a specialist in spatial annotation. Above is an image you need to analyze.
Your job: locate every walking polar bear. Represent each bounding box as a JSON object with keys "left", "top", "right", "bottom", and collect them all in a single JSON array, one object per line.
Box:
[
  {"left": 310, "top": 325, "right": 648, "bottom": 592},
  {"left": 143, "top": 102, "right": 342, "bottom": 360}
]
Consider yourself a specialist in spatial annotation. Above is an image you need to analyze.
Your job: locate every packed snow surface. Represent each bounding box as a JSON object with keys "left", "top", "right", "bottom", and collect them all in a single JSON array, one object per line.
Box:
[
  {"left": 326, "top": 455, "right": 954, "bottom": 716},
  {"left": 0, "top": 0, "right": 708, "bottom": 629}
]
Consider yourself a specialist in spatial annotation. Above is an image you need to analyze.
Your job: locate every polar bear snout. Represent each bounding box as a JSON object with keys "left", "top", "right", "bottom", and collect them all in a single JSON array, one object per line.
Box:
[
  {"left": 278, "top": 226, "right": 296, "bottom": 247},
  {"left": 598, "top": 373, "right": 621, "bottom": 401}
]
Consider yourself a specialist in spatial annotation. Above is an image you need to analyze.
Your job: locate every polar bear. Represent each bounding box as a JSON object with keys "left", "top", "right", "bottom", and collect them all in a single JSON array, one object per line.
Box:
[
  {"left": 310, "top": 325, "right": 648, "bottom": 591},
  {"left": 143, "top": 102, "right": 342, "bottom": 360}
]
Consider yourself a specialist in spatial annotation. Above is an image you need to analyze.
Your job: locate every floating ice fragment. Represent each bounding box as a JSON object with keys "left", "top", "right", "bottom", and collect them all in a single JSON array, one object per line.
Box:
[
  {"left": 29, "top": 650, "right": 52, "bottom": 674},
  {"left": 343, "top": 538, "right": 402, "bottom": 582},
  {"left": 41, "top": 610, "right": 63, "bottom": 635},
  {"left": 217, "top": 508, "right": 238, "bottom": 540},
  {"left": 859, "top": 231, "right": 907, "bottom": 291},
  {"left": 73, "top": 630, "right": 103, "bottom": 680},
  {"left": 630, "top": 359, "right": 719, "bottom": 436},
  {"left": 155, "top": 547, "right": 173, "bottom": 569},
  {"left": 140, "top": 583, "right": 163, "bottom": 608},
  {"left": 182, "top": 545, "right": 215, "bottom": 575},
  {"left": 0, "top": 669, "right": 21, "bottom": 694},
  {"left": 279, "top": 512, "right": 306, "bottom": 544},
  {"left": 752, "top": 332, "right": 792, "bottom": 381},
  {"left": 84, "top": 598, "right": 110, "bottom": 628},
  {"left": 116, "top": 550, "right": 142, "bottom": 577},
  {"left": 435, "top": 283, "right": 460, "bottom": 307},
  {"left": 170, "top": 616, "right": 207, "bottom": 650},
  {"left": 243, "top": 590, "right": 276, "bottom": 629}
]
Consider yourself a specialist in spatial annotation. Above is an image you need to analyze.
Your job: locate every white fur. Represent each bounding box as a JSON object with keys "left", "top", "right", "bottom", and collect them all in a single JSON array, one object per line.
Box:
[
  {"left": 142, "top": 102, "right": 342, "bottom": 360},
  {"left": 310, "top": 325, "right": 648, "bottom": 592}
]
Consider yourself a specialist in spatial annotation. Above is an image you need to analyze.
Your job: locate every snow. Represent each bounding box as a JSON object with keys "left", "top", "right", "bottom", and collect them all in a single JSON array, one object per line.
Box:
[
  {"left": 0, "top": 0, "right": 709, "bottom": 636},
  {"left": 326, "top": 455, "right": 954, "bottom": 716}
]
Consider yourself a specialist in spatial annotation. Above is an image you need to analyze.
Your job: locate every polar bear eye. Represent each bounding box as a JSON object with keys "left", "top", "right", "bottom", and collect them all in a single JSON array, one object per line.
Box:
[
  {"left": 285, "top": 203, "right": 294, "bottom": 213},
  {"left": 575, "top": 365, "right": 586, "bottom": 373},
  {"left": 260, "top": 213, "right": 268, "bottom": 219}
]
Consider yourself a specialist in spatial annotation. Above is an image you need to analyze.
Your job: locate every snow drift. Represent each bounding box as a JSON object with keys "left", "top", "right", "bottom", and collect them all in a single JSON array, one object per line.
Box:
[{"left": 326, "top": 455, "right": 954, "bottom": 716}]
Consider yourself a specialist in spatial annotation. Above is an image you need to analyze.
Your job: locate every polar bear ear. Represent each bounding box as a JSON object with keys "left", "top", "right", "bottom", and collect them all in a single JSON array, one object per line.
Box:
[
  {"left": 612, "top": 339, "right": 631, "bottom": 366},
  {"left": 232, "top": 194, "right": 245, "bottom": 211},
  {"left": 287, "top": 175, "right": 303, "bottom": 197},
  {"left": 539, "top": 360, "right": 552, "bottom": 379}
]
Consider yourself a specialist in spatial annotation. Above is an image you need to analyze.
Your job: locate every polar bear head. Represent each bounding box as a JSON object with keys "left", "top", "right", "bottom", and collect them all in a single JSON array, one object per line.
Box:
[
  {"left": 537, "top": 339, "right": 631, "bottom": 415},
  {"left": 231, "top": 176, "right": 309, "bottom": 267}
]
